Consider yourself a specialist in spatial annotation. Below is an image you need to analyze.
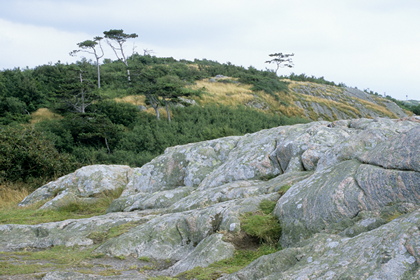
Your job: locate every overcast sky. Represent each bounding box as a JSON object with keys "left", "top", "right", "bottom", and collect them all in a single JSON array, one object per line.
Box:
[{"left": 1, "top": 0, "right": 419, "bottom": 100}]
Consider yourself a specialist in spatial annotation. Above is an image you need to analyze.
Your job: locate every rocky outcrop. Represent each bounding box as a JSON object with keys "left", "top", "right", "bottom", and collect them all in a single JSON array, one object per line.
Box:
[
  {"left": 2, "top": 117, "right": 420, "bottom": 279},
  {"left": 18, "top": 165, "right": 132, "bottom": 209},
  {"left": 222, "top": 209, "right": 420, "bottom": 280},
  {"left": 291, "top": 83, "right": 408, "bottom": 120}
]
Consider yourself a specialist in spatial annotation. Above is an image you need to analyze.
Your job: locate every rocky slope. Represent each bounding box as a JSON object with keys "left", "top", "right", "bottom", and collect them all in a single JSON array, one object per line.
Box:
[
  {"left": 2, "top": 116, "right": 420, "bottom": 279},
  {"left": 187, "top": 77, "right": 409, "bottom": 121},
  {"left": 289, "top": 82, "right": 408, "bottom": 120}
]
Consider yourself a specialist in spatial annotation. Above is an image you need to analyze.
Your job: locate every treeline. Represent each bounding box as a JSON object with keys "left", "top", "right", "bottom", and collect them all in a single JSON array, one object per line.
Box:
[{"left": 1, "top": 53, "right": 335, "bottom": 189}]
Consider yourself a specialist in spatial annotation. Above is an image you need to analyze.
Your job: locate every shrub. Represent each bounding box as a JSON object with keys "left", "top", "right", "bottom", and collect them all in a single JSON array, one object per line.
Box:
[{"left": 0, "top": 125, "right": 76, "bottom": 187}]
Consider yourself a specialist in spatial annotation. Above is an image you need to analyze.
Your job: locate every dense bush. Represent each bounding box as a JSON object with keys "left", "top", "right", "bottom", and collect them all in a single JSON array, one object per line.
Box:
[
  {"left": 0, "top": 125, "right": 77, "bottom": 187},
  {"left": 286, "top": 72, "right": 339, "bottom": 86}
]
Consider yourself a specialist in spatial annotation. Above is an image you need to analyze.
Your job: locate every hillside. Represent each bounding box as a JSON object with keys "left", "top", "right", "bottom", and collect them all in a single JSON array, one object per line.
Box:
[
  {"left": 176, "top": 76, "right": 408, "bottom": 121},
  {"left": 0, "top": 55, "right": 414, "bottom": 189},
  {"left": 1, "top": 117, "right": 419, "bottom": 279}
]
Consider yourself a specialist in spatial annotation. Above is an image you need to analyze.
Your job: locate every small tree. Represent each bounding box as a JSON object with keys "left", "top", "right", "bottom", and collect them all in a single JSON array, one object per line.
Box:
[
  {"left": 156, "top": 75, "right": 186, "bottom": 122},
  {"left": 265, "top": 53, "right": 294, "bottom": 75},
  {"left": 60, "top": 68, "right": 97, "bottom": 114},
  {"left": 70, "top": 37, "right": 104, "bottom": 88},
  {"left": 103, "top": 29, "right": 138, "bottom": 81}
]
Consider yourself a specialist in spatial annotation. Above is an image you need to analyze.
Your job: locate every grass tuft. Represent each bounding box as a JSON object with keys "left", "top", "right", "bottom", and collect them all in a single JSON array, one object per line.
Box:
[{"left": 240, "top": 199, "right": 281, "bottom": 245}]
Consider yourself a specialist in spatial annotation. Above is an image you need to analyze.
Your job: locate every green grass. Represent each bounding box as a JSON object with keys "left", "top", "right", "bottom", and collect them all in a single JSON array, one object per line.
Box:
[
  {"left": 278, "top": 184, "right": 292, "bottom": 196},
  {"left": 259, "top": 199, "right": 277, "bottom": 214},
  {"left": 149, "top": 199, "right": 282, "bottom": 280},
  {"left": 0, "top": 245, "right": 100, "bottom": 276},
  {"left": 0, "top": 188, "right": 124, "bottom": 225},
  {"left": 173, "top": 245, "right": 278, "bottom": 280},
  {"left": 240, "top": 200, "right": 281, "bottom": 245},
  {"left": 0, "top": 261, "right": 45, "bottom": 276}
]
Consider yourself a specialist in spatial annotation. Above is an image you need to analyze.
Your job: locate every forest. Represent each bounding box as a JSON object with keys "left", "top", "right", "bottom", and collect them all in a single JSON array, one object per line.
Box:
[{"left": 1, "top": 31, "right": 418, "bottom": 191}]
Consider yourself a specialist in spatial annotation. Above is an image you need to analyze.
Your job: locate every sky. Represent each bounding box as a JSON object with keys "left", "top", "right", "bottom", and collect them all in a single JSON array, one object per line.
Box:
[{"left": 0, "top": 0, "right": 419, "bottom": 101}]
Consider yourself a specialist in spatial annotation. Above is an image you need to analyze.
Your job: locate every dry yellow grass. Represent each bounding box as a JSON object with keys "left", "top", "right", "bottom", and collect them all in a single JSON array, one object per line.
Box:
[
  {"left": 355, "top": 98, "right": 398, "bottom": 118},
  {"left": 114, "top": 95, "right": 146, "bottom": 106},
  {"left": 0, "top": 185, "right": 29, "bottom": 210},
  {"left": 189, "top": 79, "right": 255, "bottom": 106},
  {"left": 296, "top": 93, "right": 361, "bottom": 116},
  {"left": 259, "top": 92, "right": 305, "bottom": 117},
  {"left": 30, "top": 108, "right": 62, "bottom": 124},
  {"left": 188, "top": 78, "right": 307, "bottom": 117}
]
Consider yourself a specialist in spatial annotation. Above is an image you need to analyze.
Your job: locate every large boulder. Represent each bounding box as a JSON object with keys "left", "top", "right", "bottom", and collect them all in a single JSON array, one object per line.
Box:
[{"left": 18, "top": 165, "right": 132, "bottom": 209}]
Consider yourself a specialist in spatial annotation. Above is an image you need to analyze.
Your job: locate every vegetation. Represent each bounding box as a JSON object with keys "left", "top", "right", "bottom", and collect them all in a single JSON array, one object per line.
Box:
[
  {"left": 158, "top": 200, "right": 282, "bottom": 279},
  {"left": 285, "top": 72, "right": 342, "bottom": 86},
  {"left": 0, "top": 187, "right": 281, "bottom": 278},
  {"left": 0, "top": 51, "right": 314, "bottom": 191},
  {"left": 0, "top": 187, "right": 123, "bottom": 225},
  {"left": 172, "top": 245, "right": 277, "bottom": 280},
  {"left": 0, "top": 33, "right": 411, "bottom": 193},
  {"left": 265, "top": 52, "right": 294, "bottom": 74},
  {"left": 240, "top": 200, "right": 281, "bottom": 245}
]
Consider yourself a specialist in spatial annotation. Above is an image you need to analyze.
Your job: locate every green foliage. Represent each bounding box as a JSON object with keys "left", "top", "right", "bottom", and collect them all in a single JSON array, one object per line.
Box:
[
  {"left": 0, "top": 55, "right": 311, "bottom": 191},
  {"left": 286, "top": 72, "right": 339, "bottom": 86},
  {"left": 241, "top": 212, "right": 281, "bottom": 245},
  {"left": 259, "top": 199, "right": 277, "bottom": 215},
  {"left": 0, "top": 125, "right": 76, "bottom": 186},
  {"left": 278, "top": 184, "right": 292, "bottom": 196},
  {"left": 87, "top": 100, "right": 140, "bottom": 127},
  {"left": 385, "top": 95, "right": 417, "bottom": 112},
  {"left": 239, "top": 72, "right": 289, "bottom": 97},
  {"left": 0, "top": 96, "right": 30, "bottom": 124},
  {"left": 412, "top": 104, "right": 420, "bottom": 115},
  {"left": 240, "top": 200, "right": 281, "bottom": 245}
]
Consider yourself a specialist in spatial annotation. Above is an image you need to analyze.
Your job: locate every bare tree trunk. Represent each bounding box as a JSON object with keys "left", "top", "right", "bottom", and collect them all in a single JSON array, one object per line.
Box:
[
  {"left": 80, "top": 90, "right": 86, "bottom": 113},
  {"left": 104, "top": 137, "right": 111, "bottom": 154},
  {"left": 154, "top": 106, "right": 160, "bottom": 120},
  {"left": 126, "top": 68, "right": 131, "bottom": 82},
  {"left": 96, "top": 59, "right": 101, "bottom": 88},
  {"left": 165, "top": 101, "right": 171, "bottom": 122},
  {"left": 150, "top": 103, "right": 160, "bottom": 120}
]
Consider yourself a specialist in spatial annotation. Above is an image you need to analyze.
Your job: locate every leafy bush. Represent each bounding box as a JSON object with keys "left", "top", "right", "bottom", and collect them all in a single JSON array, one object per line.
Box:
[
  {"left": 0, "top": 97, "right": 30, "bottom": 125},
  {"left": 87, "top": 100, "right": 140, "bottom": 127},
  {"left": 412, "top": 104, "right": 420, "bottom": 115},
  {"left": 0, "top": 125, "right": 76, "bottom": 187}
]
